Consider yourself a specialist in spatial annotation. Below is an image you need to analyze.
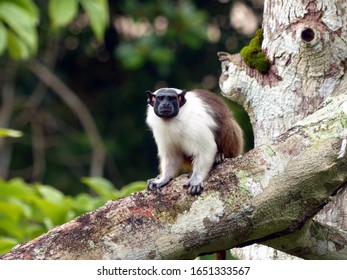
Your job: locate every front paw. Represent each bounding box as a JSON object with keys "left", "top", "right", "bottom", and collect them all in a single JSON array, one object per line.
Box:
[
  {"left": 214, "top": 152, "right": 225, "bottom": 165},
  {"left": 147, "top": 177, "right": 171, "bottom": 190},
  {"left": 184, "top": 182, "right": 204, "bottom": 195}
]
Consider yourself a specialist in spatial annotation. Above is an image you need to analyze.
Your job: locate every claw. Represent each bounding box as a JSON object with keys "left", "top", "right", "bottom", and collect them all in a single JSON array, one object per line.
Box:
[
  {"left": 186, "top": 182, "right": 204, "bottom": 195},
  {"left": 214, "top": 152, "right": 225, "bottom": 165},
  {"left": 147, "top": 180, "right": 157, "bottom": 190},
  {"left": 147, "top": 176, "right": 171, "bottom": 191}
]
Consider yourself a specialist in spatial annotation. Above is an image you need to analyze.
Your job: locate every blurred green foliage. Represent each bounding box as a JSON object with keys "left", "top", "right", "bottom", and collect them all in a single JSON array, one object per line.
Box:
[
  {"left": 0, "top": 177, "right": 146, "bottom": 255},
  {"left": 0, "top": 0, "right": 108, "bottom": 59},
  {"left": 115, "top": 1, "right": 208, "bottom": 70},
  {"left": 0, "top": 128, "right": 23, "bottom": 138},
  {"left": 0, "top": 0, "right": 39, "bottom": 59}
]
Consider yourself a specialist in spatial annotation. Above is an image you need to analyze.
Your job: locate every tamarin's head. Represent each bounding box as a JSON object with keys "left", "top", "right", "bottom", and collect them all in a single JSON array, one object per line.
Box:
[{"left": 147, "top": 88, "right": 187, "bottom": 119}]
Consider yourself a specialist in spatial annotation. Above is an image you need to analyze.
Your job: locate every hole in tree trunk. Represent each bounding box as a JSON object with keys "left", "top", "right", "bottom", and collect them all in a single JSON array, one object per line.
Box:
[{"left": 301, "top": 28, "right": 315, "bottom": 42}]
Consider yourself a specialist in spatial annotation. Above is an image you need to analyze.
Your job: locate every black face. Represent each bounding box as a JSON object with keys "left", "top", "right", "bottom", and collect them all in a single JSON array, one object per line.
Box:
[{"left": 147, "top": 89, "right": 187, "bottom": 119}]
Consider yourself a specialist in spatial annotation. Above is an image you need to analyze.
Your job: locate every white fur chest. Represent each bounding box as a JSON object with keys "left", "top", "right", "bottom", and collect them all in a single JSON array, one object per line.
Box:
[{"left": 146, "top": 91, "right": 218, "bottom": 156}]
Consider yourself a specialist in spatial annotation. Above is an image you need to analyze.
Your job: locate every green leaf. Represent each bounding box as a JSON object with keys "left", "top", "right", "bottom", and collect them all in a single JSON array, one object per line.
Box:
[
  {"left": 21, "top": 224, "right": 46, "bottom": 240},
  {"left": 0, "top": 237, "right": 18, "bottom": 255},
  {"left": 33, "top": 197, "right": 73, "bottom": 226},
  {"left": 0, "top": 128, "right": 23, "bottom": 138},
  {"left": 0, "top": 201, "right": 24, "bottom": 223},
  {"left": 35, "top": 185, "right": 65, "bottom": 204},
  {"left": 48, "top": 0, "right": 79, "bottom": 29},
  {"left": 6, "top": 30, "right": 31, "bottom": 60},
  {"left": 7, "top": 0, "right": 39, "bottom": 22},
  {"left": 80, "top": 0, "right": 109, "bottom": 41},
  {"left": 115, "top": 43, "right": 146, "bottom": 70},
  {"left": 0, "top": 178, "right": 35, "bottom": 201},
  {"left": 118, "top": 181, "right": 146, "bottom": 197},
  {"left": 42, "top": 217, "right": 54, "bottom": 230},
  {"left": 0, "top": 1, "right": 38, "bottom": 53},
  {"left": 3, "top": 197, "right": 32, "bottom": 219},
  {"left": 150, "top": 47, "right": 174, "bottom": 65},
  {"left": 81, "top": 177, "right": 118, "bottom": 198},
  {"left": 0, "top": 22, "right": 7, "bottom": 56},
  {"left": 0, "top": 218, "right": 24, "bottom": 239},
  {"left": 73, "top": 193, "right": 98, "bottom": 212}
]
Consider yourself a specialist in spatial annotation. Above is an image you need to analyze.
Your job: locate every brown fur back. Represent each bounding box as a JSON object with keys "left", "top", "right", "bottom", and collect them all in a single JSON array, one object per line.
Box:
[{"left": 193, "top": 89, "right": 244, "bottom": 157}]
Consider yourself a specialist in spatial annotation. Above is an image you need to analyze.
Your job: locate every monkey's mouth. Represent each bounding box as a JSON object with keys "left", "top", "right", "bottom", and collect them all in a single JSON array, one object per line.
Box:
[
  {"left": 160, "top": 109, "right": 172, "bottom": 114},
  {"left": 156, "top": 109, "right": 177, "bottom": 118}
]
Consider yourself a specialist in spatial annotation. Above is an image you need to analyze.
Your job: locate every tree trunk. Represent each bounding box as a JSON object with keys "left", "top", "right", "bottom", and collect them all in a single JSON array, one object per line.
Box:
[
  {"left": 1, "top": 0, "right": 347, "bottom": 260},
  {"left": 218, "top": 0, "right": 347, "bottom": 259}
]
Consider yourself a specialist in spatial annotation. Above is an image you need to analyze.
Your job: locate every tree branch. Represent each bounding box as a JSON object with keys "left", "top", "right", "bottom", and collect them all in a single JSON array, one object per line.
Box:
[{"left": 2, "top": 90, "right": 347, "bottom": 260}]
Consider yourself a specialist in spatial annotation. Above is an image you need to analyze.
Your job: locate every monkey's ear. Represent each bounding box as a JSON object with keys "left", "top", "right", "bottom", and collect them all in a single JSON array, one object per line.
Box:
[
  {"left": 178, "top": 90, "right": 187, "bottom": 107},
  {"left": 146, "top": 91, "right": 155, "bottom": 106}
]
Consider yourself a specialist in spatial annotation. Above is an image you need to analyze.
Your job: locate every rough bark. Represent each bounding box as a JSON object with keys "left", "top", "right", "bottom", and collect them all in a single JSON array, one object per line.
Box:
[
  {"left": 218, "top": 0, "right": 347, "bottom": 259},
  {"left": 1, "top": 86, "right": 347, "bottom": 259}
]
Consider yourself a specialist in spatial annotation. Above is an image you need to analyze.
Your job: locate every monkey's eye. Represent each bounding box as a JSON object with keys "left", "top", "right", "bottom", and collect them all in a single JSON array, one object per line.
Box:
[{"left": 157, "top": 96, "right": 163, "bottom": 101}]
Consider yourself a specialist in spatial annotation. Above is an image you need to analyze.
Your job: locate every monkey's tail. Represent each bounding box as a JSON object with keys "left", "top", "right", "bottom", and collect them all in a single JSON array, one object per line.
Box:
[{"left": 216, "top": 250, "right": 227, "bottom": 260}]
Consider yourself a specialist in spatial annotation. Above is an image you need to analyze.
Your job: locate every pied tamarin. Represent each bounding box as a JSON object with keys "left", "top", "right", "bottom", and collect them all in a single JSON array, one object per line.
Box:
[{"left": 146, "top": 88, "right": 243, "bottom": 196}]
